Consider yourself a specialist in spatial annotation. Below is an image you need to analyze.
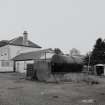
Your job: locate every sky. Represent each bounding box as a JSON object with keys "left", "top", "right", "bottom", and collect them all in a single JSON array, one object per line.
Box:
[{"left": 0, "top": 0, "right": 105, "bottom": 54}]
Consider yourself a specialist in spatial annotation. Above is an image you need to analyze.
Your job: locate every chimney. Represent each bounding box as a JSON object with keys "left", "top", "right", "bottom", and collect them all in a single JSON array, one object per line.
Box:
[{"left": 23, "top": 31, "right": 28, "bottom": 46}]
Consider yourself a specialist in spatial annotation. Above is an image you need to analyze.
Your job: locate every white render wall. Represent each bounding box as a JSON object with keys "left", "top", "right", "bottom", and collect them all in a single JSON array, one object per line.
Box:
[
  {"left": 0, "top": 60, "right": 13, "bottom": 72},
  {"left": 9, "top": 45, "right": 41, "bottom": 59},
  {"left": 0, "top": 45, "right": 9, "bottom": 60},
  {"left": 9, "top": 45, "right": 41, "bottom": 73},
  {"left": 0, "top": 45, "right": 41, "bottom": 60},
  {"left": 16, "top": 60, "right": 34, "bottom": 73},
  {"left": 0, "top": 66, "right": 13, "bottom": 72},
  {"left": 0, "top": 44, "right": 41, "bottom": 72}
]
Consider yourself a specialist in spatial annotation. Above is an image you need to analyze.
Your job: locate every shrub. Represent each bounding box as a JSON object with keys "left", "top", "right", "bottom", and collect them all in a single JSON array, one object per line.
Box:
[{"left": 51, "top": 63, "right": 83, "bottom": 73}]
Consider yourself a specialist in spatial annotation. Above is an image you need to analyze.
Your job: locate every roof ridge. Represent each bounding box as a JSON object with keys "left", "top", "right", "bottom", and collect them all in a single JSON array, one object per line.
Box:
[
  {"left": 18, "top": 48, "right": 53, "bottom": 55},
  {"left": 0, "top": 35, "right": 41, "bottom": 48}
]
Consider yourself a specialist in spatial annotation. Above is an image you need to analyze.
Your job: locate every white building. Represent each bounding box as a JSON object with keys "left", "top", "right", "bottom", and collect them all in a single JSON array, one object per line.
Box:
[
  {"left": 0, "top": 31, "right": 42, "bottom": 72},
  {"left": 13, "top": 48, "right": 54, "bottom": 73}
]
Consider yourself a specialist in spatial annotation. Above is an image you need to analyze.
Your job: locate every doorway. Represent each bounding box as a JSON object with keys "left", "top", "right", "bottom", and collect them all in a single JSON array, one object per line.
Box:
[
  {"left": 26, "top": 64, "right": 37, "bottom": 80},
  {"left": 96, "top": 65, "right": 104, "bottom": 76}
]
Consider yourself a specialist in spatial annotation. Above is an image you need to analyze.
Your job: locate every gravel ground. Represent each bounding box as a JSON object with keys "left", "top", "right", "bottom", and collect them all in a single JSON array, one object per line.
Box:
[{"left": 0, "top": 73, "right": 105, "bottom": 105}]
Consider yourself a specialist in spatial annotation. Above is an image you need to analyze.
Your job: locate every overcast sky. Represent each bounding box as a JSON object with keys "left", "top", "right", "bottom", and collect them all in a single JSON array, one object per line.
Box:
[{"left": 0, "top": 0, "right": 105, "bottom": 54}]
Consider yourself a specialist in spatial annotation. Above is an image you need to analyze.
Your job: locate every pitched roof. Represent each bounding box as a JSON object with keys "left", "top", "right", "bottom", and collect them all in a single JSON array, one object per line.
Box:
[
  {"left": 0, "top": 40, "right": 9, "bottom": 47},
  {"left": 0, "top": 36, "right": 42, "bottom": 48},
  {"left": 13, "top": 48, "right": 54, "bottom": 61},
  {"left": 13, "top": 49, "right": 84, "bottom": 64}
]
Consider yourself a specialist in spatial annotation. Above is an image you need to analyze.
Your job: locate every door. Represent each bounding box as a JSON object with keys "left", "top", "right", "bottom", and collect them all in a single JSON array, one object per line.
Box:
[
  {"left": 26, "top": 64, "right": 34, "bottom": 77},
  {"left": 96, "top": 66, "right": 104, "bottom": 76}
]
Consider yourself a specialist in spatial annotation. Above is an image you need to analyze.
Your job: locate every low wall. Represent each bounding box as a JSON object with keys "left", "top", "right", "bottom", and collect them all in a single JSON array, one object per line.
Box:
[{"left": 46, "top": 73, "right": 101, "bottom": 84}]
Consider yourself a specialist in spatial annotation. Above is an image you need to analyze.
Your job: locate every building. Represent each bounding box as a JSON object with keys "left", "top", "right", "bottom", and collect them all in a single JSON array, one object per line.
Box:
[
  {"left": 0, "top": 31, "right": 41, "bottom": 72},
  {"left": 13, "top": 52, "right": 84, "bottom": 81},
  {"left": 13, "top": 48, "right": 54, "bottom": 73},
  {"left": 94, "top": 64, "right": 105, "bottom": 76}
]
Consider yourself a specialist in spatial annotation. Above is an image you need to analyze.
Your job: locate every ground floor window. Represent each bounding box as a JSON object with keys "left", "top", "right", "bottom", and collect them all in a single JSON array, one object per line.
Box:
[{"left": 1, "top": 60, "right": 13, "bottom": 67}]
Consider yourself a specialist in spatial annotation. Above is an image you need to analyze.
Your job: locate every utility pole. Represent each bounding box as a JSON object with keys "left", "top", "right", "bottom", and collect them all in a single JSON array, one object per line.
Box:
[{"left": 87, "top": 51, "right": 91, "bottom": 74}]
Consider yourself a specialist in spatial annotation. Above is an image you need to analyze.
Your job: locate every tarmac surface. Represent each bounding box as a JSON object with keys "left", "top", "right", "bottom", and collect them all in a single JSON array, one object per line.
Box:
[{"left": 0, "top": 73, "right": 105, "bottom": 105}]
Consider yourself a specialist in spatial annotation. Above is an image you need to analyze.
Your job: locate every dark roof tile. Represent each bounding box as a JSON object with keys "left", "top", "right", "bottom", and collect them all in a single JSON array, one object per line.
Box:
[
  {"left": 0, "top": 36, "right": 42, "bottom": 48},
  {"left": 9, "top": 36, "right": 41, "bottom": 48},
  {"left": 13, "top": 48, "right": 53, "bottom": 61}
]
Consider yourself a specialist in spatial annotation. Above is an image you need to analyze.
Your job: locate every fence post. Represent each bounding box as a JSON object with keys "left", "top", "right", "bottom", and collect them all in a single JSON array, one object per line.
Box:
[{"left": 13, "top": 61, "right": 16, "bottom": 72}]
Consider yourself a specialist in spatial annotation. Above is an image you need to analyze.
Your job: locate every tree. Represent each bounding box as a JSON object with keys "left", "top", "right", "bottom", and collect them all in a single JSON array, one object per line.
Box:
[
  {"left": 70, "top": 48, "right": 81, "bottom": 56},
  {"left": 54, "top": 48, "right": 63, "bottom": 55},
  {"left": 84, "top": 38, "right": 105, "bottom": 65}
]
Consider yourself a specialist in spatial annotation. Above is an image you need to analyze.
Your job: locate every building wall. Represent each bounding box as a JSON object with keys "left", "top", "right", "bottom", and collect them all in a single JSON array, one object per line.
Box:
[
  {"left": 9, "top": 45, "right": 40, "bottom": 72},
  {"left": 0, "top": 60, "right": 13, "bottom": 72},
  {"left": 0, "top": 45, "right": 13, "bottom": 71},
  {"left": 16, "top": 60, "right": 34, "bottom": 73},
  {"left": 0, "top": 45, "right": 9, "bottom": 60},
  {"left": 0, "top": 45, "right": 41, "bottom": 72},
  {"left": 9, "top": 45, "right": 41, "bottom": 59}
]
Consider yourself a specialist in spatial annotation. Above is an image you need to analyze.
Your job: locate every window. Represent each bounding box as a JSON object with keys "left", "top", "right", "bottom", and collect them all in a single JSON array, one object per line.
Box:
[
  {"left": 4, "top": 53, "right": 7, "bottom": 55},
  {"left": 1, "top": 61, "right": 13, "bottom": 67}
]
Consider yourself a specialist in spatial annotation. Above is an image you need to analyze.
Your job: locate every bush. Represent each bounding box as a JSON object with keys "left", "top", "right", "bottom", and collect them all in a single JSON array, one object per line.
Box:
[{"left": 52, "top": 63, "right": 83, "bottom": 73}]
